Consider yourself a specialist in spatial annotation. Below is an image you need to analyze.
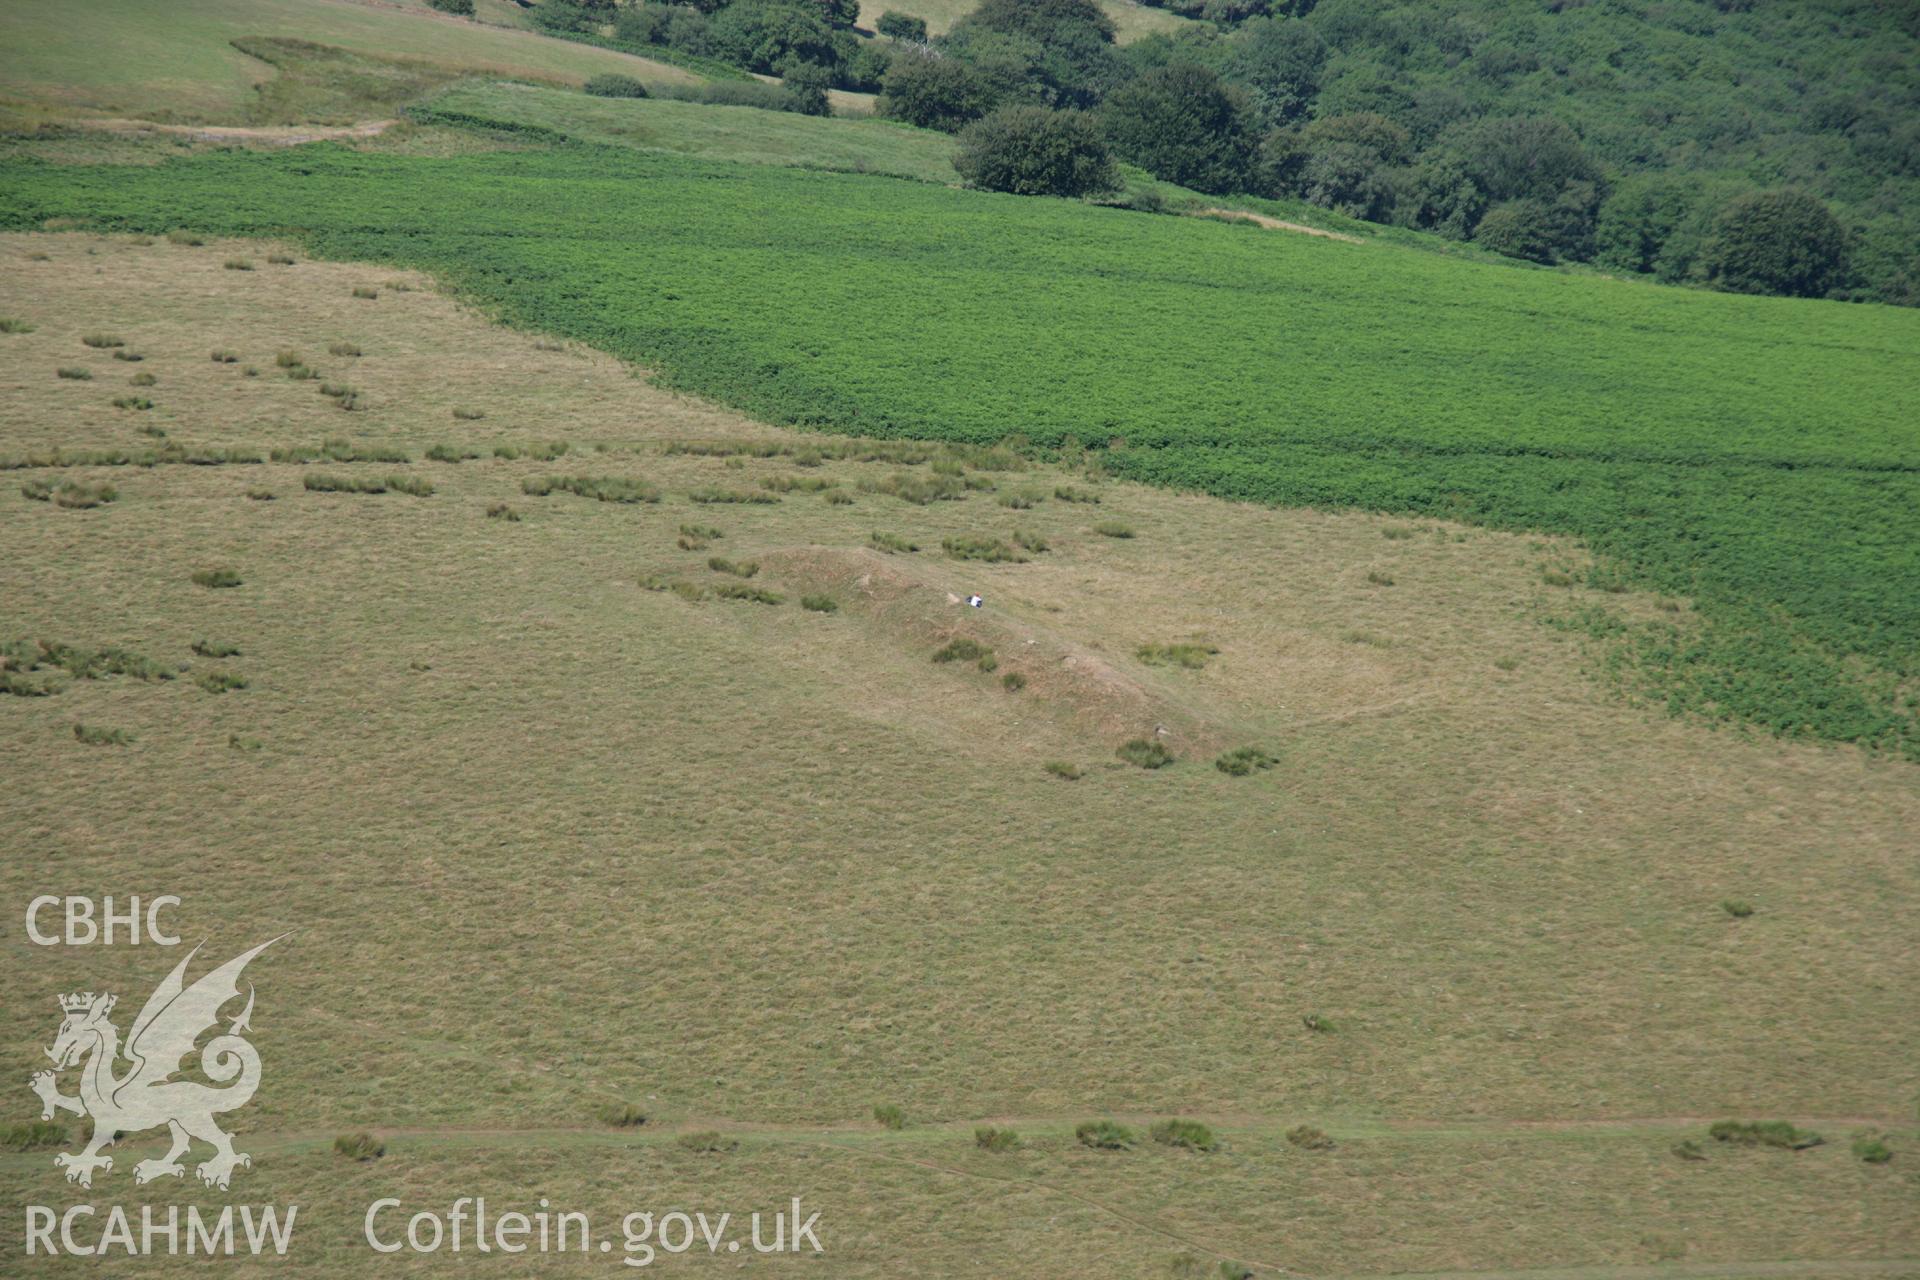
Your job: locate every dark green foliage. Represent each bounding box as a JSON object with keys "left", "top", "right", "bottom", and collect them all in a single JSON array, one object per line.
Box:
[
  {"left": 20, "top": 148, "right": 1914, "bottom": 756},
  {"left": 486, "top": 502, "right": 521, "bottom": 521},
  {"left": 1708, "top": 1120, "right": 1823, "bottom": 1150},
  {"left": 949, "top": 0, "right": 1124, "bottom": 110},
  {"left": 522, "top": 474, "right": 660, "bottom": 503},
  {"left": 195, "top": 670, "right": 248, "bottom": 694},
  {"left": 333, "top": 1133, "right": 385, "bottom": 1161},
  {"left": 1103, "top": 62, "right": 1257, "bottom": 195},
  {"left": 129, "top": 371, "right": 156, "bottom": 386},
  {"left": 0, "top": 318, "right": 35, "bottom": 334},
  {"left": 81, "top": 334, "right": 123, "bottom": 349},
  {"left": 1721, "top": 899, "right": 1754, "bottom": 919},
  {"left": 973, "top": 1125, "right": 1018, "bottom": 1151},
  {"left": 931, "top": 638, "right": 992, "bottom": 665},
  {"left": 1150, "top": 1119, "right": 1217, "bottom": 1151},
  {"left": 1043, "top": 760, "right": 1081, "bottom": 780},
  {"left": 869, "top": 531, "right": 918, "bottom": 553},
  {"left": 1117, "top": 737, "right": 1173, "bottom": 769},
  {"left": 224, "top": 258, "right": 253, "bottom": 271},
  {"left": 1075, "top": 1119, "right": 1134, "bottom": 1149},
  {"left": 428, "top": 0, "right": 475, "bottom": 13},
  {"left": 112, "top": 349, "right": 143, "bottom": 361},
  {"left": 1852, "top": 1135, "right": 1893, "bottom": 1164},
  {"left": 1092, "top": 520, "right": 1133, "bottom": 538},
  {"left": 192, "top": 639, "right": 241, "bottom": 658},
  {"left": 707, "top": 556, "right": 759, "bottom": 577},
  {"left": 1053, "top": 485, "right": 1100, "bottom": 504},
  {"left": 941, "top": 535, "right": 1027, "bottom": 563},
  {"left": 1001, "top": 671, "right": 1026, "bottom": 691},
  {"left": 1672, "top": 1139, "right": 1707, "bottom": 1161},
  {"left": 873, "top": 1103, "right": 905, "bottom": 1130},
  {"left": 1701, "top": 191, "right": 1851, "bottom": 299},
  {"left": 600, "top": 1104, "right": 647, "bottom": 1128},
  {"left": 210, "top": 349, "right": 238, "bottom": 363},
  {"left": 715, "top": 582, "right": 783, "bottom": 605},
  {"left": 801, "top": 594, "right": 838, "bottom": 613},
  {"left": 880, "top": 52, "right": 995, "bottom": 132},
  {"left": 1215, "top": 746, "right": 1276, "bottom": 775},
  {"left": 191, "top": 567, "right": 242, "bottom": 588},
  {"left": 1137, "top": 642, "right": 1217, "bottom": 669},
  {"left": 425, "top": 443, "right": 480, "bottom": 462},
  {"left": 1301, "top": 1012, "right": 1333, "bottom": 1033},
  {"left": 877, "top": 11, "right": 927, "bottom": 43},
  {"left": 954, "top": 106, "right": 1118, "bottom": 198},
  {"left": 73, "top": 723, "right": 132, "bottom": 746},
  {"left": 1286, "top": 1124, "right": 1334, "bottom": 1151},
  {"left": 584, "top": 73, "right": 649, "bottom": 99},
  {"left": 55, "top": 367, "right": 91, "bottom": 380}
]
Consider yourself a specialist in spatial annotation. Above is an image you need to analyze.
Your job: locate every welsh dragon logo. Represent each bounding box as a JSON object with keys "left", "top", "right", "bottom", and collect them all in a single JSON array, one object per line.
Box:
[{"left": 28, "top": 938, "right": 283, "bottom": 1190}]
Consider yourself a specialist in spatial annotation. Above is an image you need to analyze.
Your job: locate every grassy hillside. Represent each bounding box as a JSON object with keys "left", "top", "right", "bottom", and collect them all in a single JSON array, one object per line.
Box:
[
  {"left": 0, "top": 0, "right": 700, "bottom": 125},
  {"left": 0, "top": 233, "right": 1913, "bottom": 1274},
  {"left": 419, "top": 80, "right": 960, "bottom": 181},
  {"left": 4, "top": 142, "right": 1915, "bottom": 758}
]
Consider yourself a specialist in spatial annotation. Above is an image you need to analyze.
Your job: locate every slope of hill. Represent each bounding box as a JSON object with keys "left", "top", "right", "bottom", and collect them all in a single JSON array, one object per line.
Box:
[
  {"left": 0, "top": 0, "right": 700, "bottom": 125},
  {"left": 419, "top": 79, "right": 961, "bottom": 180},
  {"left": 4, "top": 139, "right": 1914, "bottom": 759},
  {"left": 0, "top": 231, "right": 1913, "bottom": 1275}
]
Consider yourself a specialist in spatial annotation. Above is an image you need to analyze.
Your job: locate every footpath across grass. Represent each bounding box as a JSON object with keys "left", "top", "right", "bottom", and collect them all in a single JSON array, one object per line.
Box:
[{"left": 3, "top": 141, "right": 1915, "bottom": 754}]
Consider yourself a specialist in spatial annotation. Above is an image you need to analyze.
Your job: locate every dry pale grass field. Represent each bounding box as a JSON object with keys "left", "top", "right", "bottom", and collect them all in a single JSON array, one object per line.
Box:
[{"left": 0, "top": 233, "right": 1914, "bottom": 1276}]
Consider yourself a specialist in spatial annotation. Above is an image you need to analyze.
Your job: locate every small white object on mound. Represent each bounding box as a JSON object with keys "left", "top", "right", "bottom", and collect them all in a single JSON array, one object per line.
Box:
[{"left": 967, "top": 595, "right": 984, "bottom": 609}]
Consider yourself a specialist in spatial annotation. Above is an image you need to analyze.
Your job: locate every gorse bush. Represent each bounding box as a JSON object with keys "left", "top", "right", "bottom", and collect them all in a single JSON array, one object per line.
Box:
[
  {"left": 1708, "top": 1120, "right": 1822, "bottom": 1150},
  {"left": 676, "top": 1131, "right": 736, "bottom": 1153},
  {"left": 1150, "top": 1119, "right": 1217, "bottom": 1152},
  {"left": 1093, "top": 521, "right": 1134, "bottom": 538},
  {"left": 707, "top": 556, "right": 758, "bottom": 578},
  {"left": 869, "top": 531, "right": 918, "bottom": 553},
  {"left": 1044, "top": 760, "right": 1082, "bottom": 780},
  {"left": 1286, "top": 1125, "right": 1334, "bottom": 1151},
  {"left": 73, "top": 723, "right": 132, "bottom": 746},
  {"left": 942, "top": 536, "right": 1027, "bottom": 563},
  {"left": 931, "top": 638, "right": 991, "bottom": 665},
  {"left": 1076, "top": 1120, "right": 1134, "bottom": 1150},
  {"left": 1215, "top": 746, "right": 1276, "bottom": 776},
  {"left": 1137, "top": 642, "right": 1218, "bottom": 669},
  {"left": 191, "top": 639, "right": 241, "bottom": 658},
  {"left": 872, "top": 1104, "right": 905, "bottom": 1131},
  {"left": 715, "top": 582, "right": 782, "bottom": 605},
  {"left": 688, "top": 486, "right": 778, "bottom": 504},
  {"left": 522, "top": 475, "right": 660, "bottom": 504},
  {"left": 333, "top": 1133, "right": 384, "bottom": 1162},
  {"left": 973, "top": 1126, "right": 1018, "bottom": 1152},
  {"left": 81, "top": 334, "right": 123, "bottom": 349},
  {"left": 191, "top": 567, "right": 242, "bottom": 589},
  {"left": 55, "top": 367, "right": 91, "bottom": 380},
  {"left": 195, "top": 670, "right": 248, "bottom": 694},
  {"left": 1117, "top": 738, "right": 1174, "bottom": 769},
  {"left": 801, "top": 594, "right": 838, "bottom": 613}
]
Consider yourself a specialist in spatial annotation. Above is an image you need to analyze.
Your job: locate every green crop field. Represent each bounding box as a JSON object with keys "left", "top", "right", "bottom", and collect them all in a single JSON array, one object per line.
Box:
[{"left": 4, "top": 141, "right": 1915, "bottom": 756}]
